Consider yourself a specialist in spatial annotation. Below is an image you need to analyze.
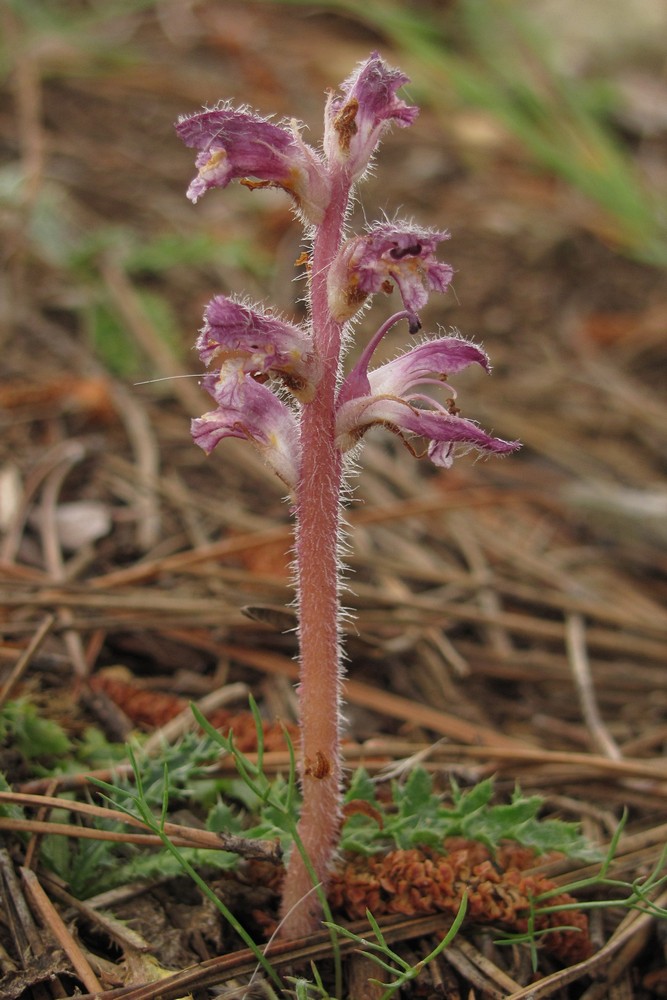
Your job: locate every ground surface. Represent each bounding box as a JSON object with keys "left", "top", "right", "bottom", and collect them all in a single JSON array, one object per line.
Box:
[{"left": 1, "top": 2, "right": 667, "bottom": 998}]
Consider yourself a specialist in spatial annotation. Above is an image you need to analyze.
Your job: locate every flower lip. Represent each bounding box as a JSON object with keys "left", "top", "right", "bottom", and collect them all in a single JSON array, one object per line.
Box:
[
  {"left": 336, "top": 393, "right": 520, "bottom": 468},
  {"left": 192, "top": 366, "right": 300, "bottom": 488},
  {"left": 175, "top": 103, "right": 330, "bottom": 222},
  {"left": 196, "top": 295, "right": 320, "bottom": 402}
]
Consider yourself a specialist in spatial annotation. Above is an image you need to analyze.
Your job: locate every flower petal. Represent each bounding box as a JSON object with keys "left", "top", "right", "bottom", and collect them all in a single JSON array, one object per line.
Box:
[
  {"left": 175, "top": 103, "right": 330, "bottom": 222},
  {"left": 336, "top": 394, "right": 519, "bottom": 468},
  {"left": 339, "top": 332, "right": 489, "bottom": 407},
  {"left": 192, "top": 367, "right": 300, "bottom": 488},
  {"left": 196, "top": 296, "right": 320, "bottom": 401},
  {"left": 328, "top": 222, "right": 453, "bottom": 323},
  {"left": 368, "top": 337, "right": 490, "bottom": 394},
  {"left": 324, "top": 52, "right": 419, "bottom": 181}
]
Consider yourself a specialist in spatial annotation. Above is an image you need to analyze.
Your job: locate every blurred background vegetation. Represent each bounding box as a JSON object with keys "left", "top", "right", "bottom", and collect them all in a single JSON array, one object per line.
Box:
[
  {"left": 2, "top": 0, "right": 665, "bottom": 388},
  {"left": 1, "top": 0, "right": 666, "bottom": 508}
]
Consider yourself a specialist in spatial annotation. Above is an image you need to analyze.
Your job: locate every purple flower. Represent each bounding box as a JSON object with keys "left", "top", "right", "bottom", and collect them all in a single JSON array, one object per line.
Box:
[
  {"left": 192, "top": 365, "right": 300, "bottom": 488},
  {"left": 196, "top": 296, "right": 321, "bottom": 402},
  {"left": 328, "top": 222, "right": 453, "bottom": 324},
  {"left": 336, "top": 334, "right": 520, "bottom": 468},
  {"left": 324, "top": 52, "right": 419, "bottom": 181},
  {"left": 175, "top": 104, "right": 330, "bottom": 223}
]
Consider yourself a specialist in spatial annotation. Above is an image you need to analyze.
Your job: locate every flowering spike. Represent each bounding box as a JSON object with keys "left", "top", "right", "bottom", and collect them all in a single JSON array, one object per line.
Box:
[
  {"left": 175, "top": 104, "right": 330, "bottom": 223},
  {"left": 177, "top": 51, "right": 519, "bottom": 940},
  {"left": 196, "top": 296, "right": 321, "bottom": 402},
  {"left": 324, "top": 51, "right": 419, "bottom": 181},
  {"left": 328, "top": 222, "right": 453, "bottom": 324},
  {"left": 191, "top": 367, "right": 299, "bottom": 488}
]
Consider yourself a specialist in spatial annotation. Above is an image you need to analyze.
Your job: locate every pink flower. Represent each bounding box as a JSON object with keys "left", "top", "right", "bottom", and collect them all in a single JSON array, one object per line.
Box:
[
  {"left": 175, "top": 104, "right": 330, "bottom": 223},
  {"left": 328, "top": 222, "right": 453, "bottom": 324},
  {"left": 196, "top": 296, "right": 321, "bottom": 402},
  {"left": 336, "top": 332, "right": 520, "bottom": 468},
  {"left": 191, "top": 366, "right": 299, "bottom": 488},
  {"left": 324, "top": 52, "right": 419, "bottom": 182}
]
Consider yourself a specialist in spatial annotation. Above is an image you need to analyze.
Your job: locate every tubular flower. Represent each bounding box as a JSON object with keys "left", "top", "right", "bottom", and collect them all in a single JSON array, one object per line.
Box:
[
  {"left": 196, "top": 296, "right": 321, "bottom": 402},
  {"left": 175, "top": 104, "right": 330, "bottom": 223},
  {"left": 191, "top": 366, "right": 299, "bottom": 489},
  {"left": 328, "top": 222, "right": 454, "bottom": 324},
  {"left": 336, "top": 333, "right": 520, "bottom": 468},
  {"left": 324, "top": 51, "right": 419, "bottom": 182}
]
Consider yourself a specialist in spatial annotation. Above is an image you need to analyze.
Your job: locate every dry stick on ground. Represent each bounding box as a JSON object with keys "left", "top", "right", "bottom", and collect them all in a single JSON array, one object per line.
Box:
[
  {"left": 0, "top": 791, "right": 282, "bottom": 863},
  {"left": 0, "top": 848, "right": 72, "bottom": 995},
  {"left": 218, "top": 642, "right": 528, "bottom": 750},
  {"left": 22, "top": 776, "right": 60, "bottom": 871},
  {"left": 346, "top": 951, "right": 386, "bottom": 1000},
  {"left": 566, "top": 612, "right": 622, "bottom": 760},
  {"left": 448, "top": 509, "right": 515, "bottom": 659},
  {"left": 0, "top": 613, "right": 55, "bottom": 708},
  {"left": 20, "top": 867, "right": 103, "bottom": 994},
  {"left": 37, "top": 443, "right": 90, "bottom": 678},
  {"left": 444, "top": 936, "right": 523, "bottom": 996},
  {"left": 0, "top": 817, "right": 241, "bottom": 850},
  {"left": 415, "top": 742, "right": 667, "bottom": 782},
  {"left": 578, "top": 912, "right": 657, "bottom": 1000},
  {"left": 18, "top": 741, "right": 667, "bottom": 802},
  {"left": 40, "top": 875, "right": 157, "bottom": 954},
  {"left": 16, "top": 743, "right": 392, "bottom": 795},
  {"left": 108, "top": 380, "right": 162, "bottom": 552}
]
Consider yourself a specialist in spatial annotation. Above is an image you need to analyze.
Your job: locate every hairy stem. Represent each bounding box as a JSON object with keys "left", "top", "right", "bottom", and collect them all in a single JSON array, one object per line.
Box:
[{"left": 279, "top": 177, "right": 349, "bottom": 936}]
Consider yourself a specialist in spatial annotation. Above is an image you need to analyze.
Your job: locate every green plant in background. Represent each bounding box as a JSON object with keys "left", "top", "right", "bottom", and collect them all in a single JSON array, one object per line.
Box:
[
  {"left": 0, "top": 0, "right": 162, "bottom": 73},
  {"left": 0, "top": 698, "right": 70, "bottom": 761},
  {"left": 259, "top": 0, "right": 667, "bottom": 266}
]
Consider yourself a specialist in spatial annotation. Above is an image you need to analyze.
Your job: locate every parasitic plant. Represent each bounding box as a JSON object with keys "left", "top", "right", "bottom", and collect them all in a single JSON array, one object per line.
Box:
[{"left": 176, "top": 52, "right": 519, "bottom": 937}]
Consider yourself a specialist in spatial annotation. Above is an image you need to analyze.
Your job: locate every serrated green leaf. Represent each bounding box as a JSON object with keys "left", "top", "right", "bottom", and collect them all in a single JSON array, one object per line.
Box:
[
  {"left": 397, "top": 766, "right": 435, "bottom": 816},
  {"left": 344, "top": 767, "right": 378, "bottom": 806},
  {"left": 405, "top": 829, "right": 443, "bottom": 849},
  {"left": 340, "top": 766, "right": 597, "bottom": 863},
  {"left": 206, "top": 799, "right": 245, "bottom": 835},
  {"left": 451, "top": 776, "right": 494, "bottom": 815},
  {"left": 511, "top": 817, "right": 602, "bottom": 862}
]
